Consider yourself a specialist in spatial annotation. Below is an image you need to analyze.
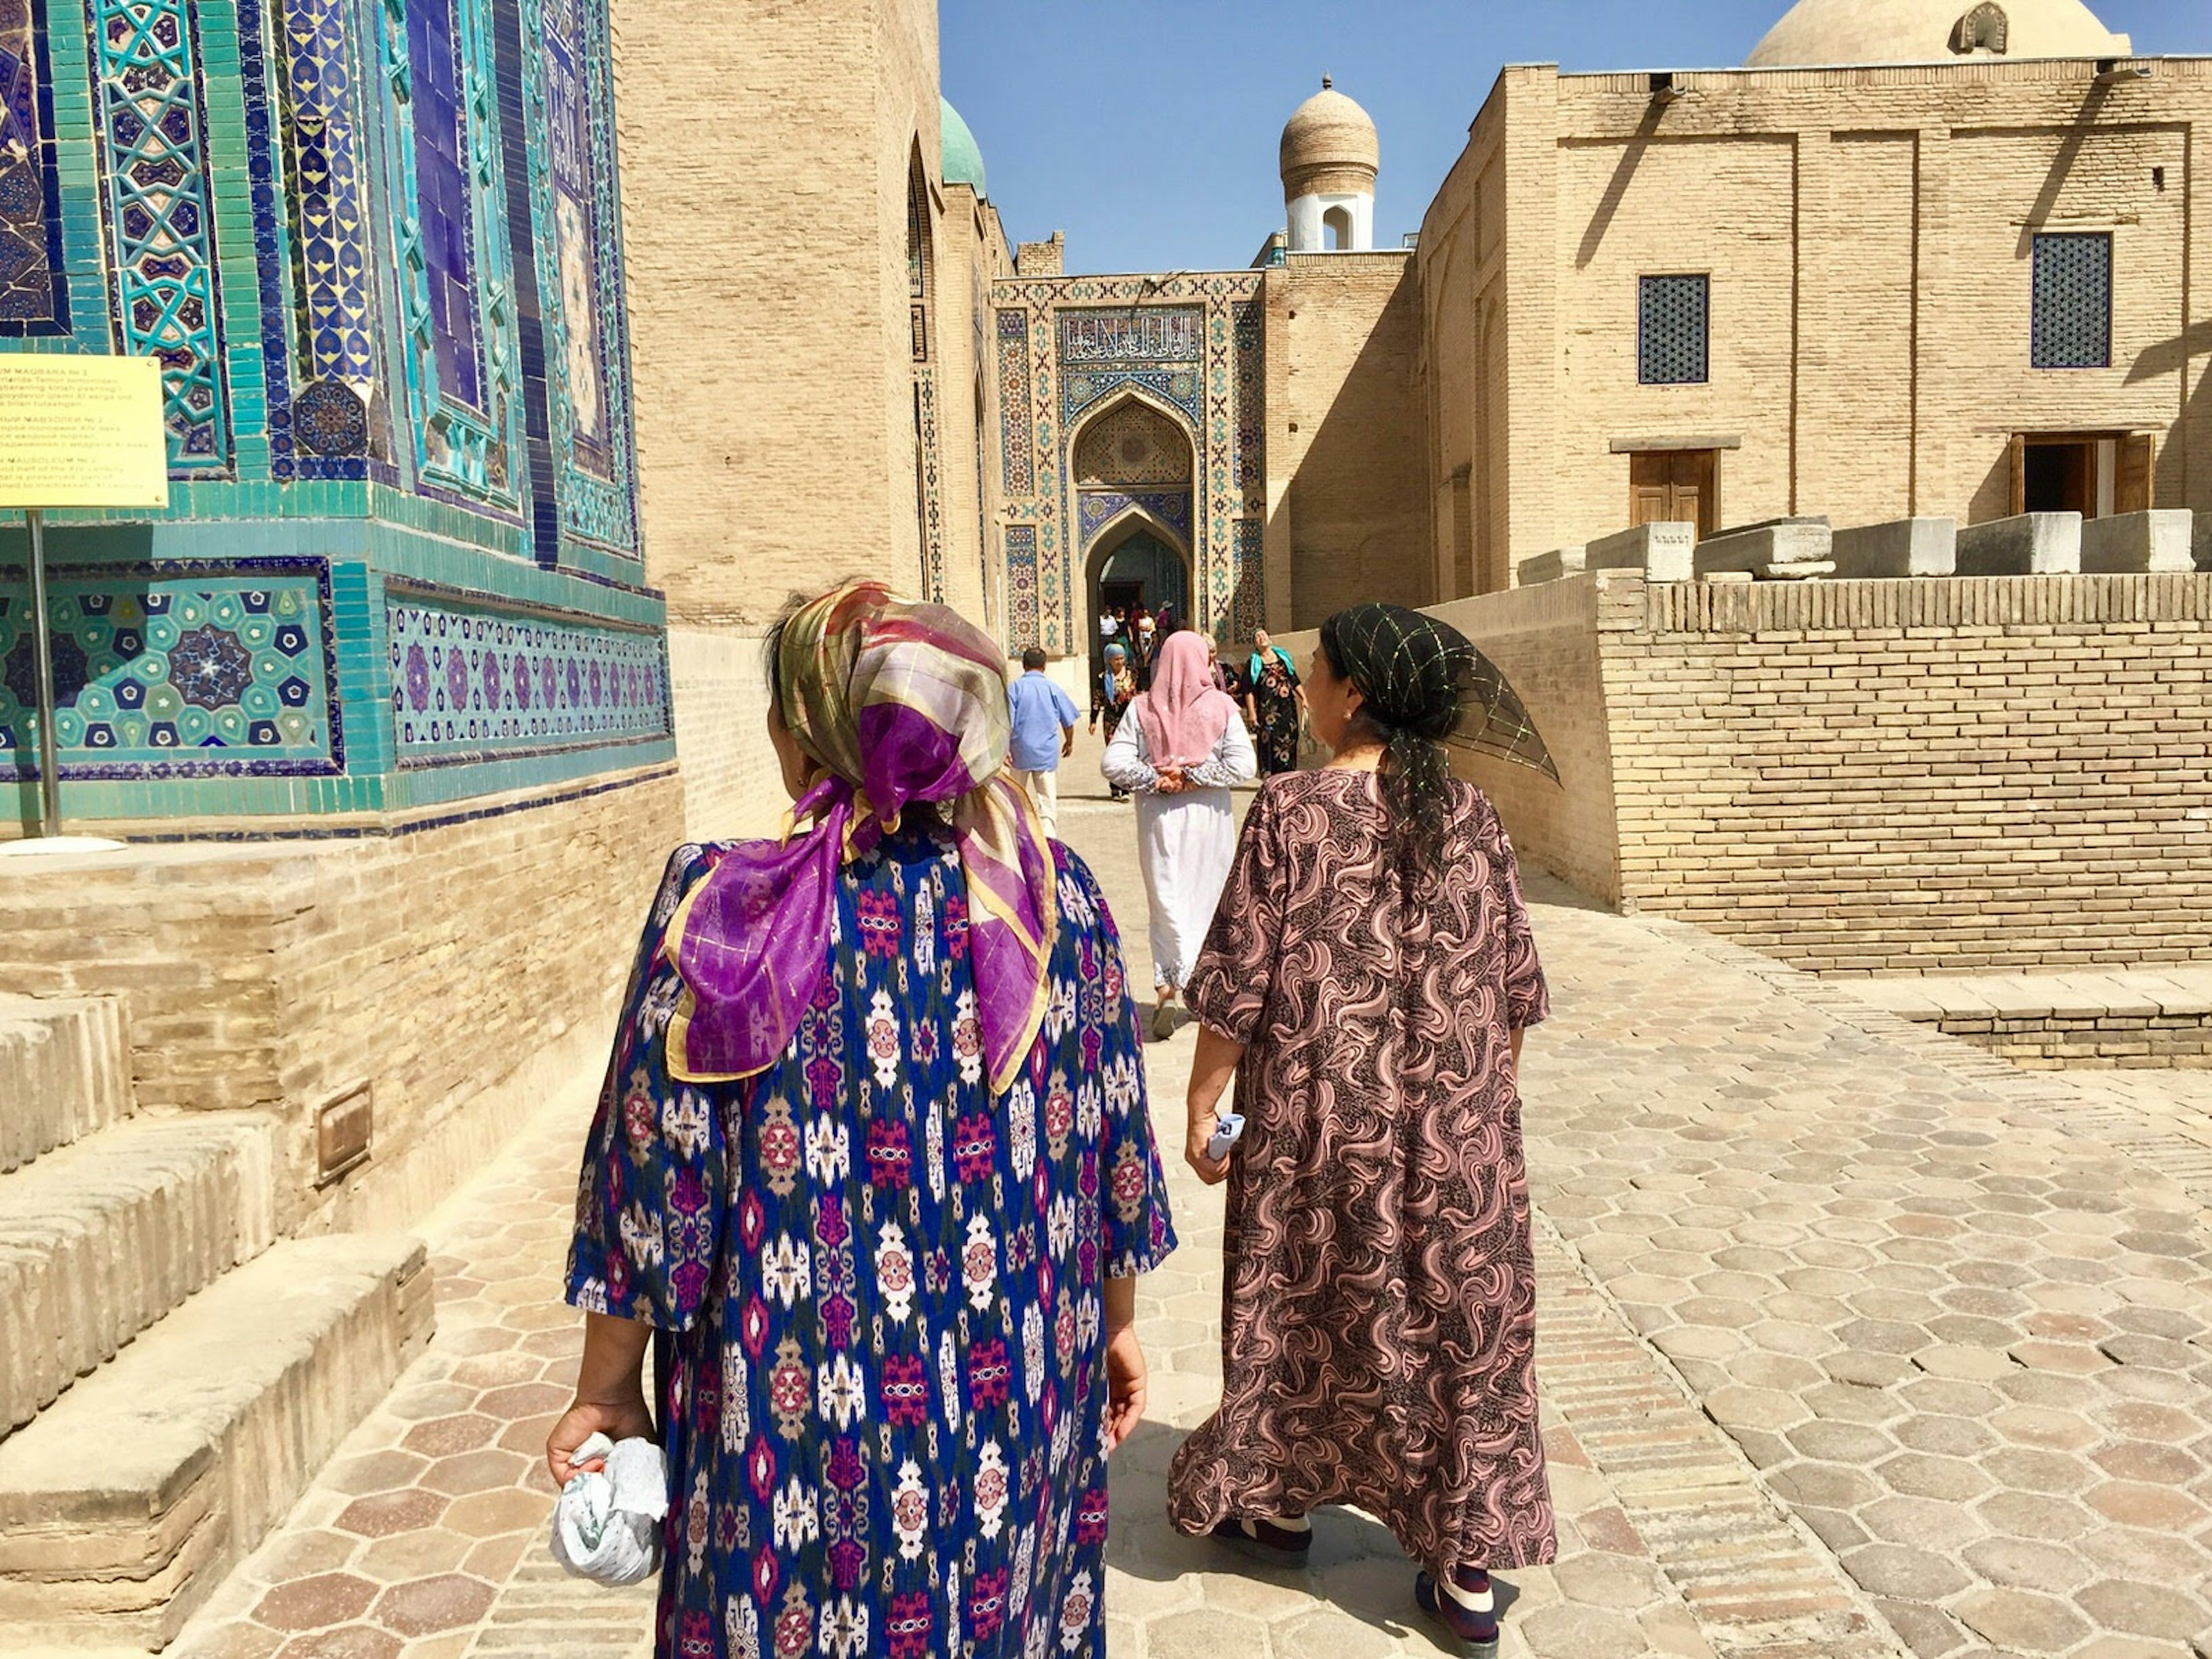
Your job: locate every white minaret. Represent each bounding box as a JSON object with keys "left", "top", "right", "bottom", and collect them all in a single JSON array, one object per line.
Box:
[{"left": 1279, "top": 75, "right": 1378, "bottom": 252}]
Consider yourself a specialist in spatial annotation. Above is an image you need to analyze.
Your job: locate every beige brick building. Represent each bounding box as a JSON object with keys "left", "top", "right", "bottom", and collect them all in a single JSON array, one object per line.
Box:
[
  {"left": 614, "top": 0, "right": 2208, "bottom": 841},
  {"left": 1418, "top": 1, "right": 2211, "bottom": 593}
]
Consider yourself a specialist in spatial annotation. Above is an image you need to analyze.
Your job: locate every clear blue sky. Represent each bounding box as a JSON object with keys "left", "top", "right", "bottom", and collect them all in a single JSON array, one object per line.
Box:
[{"left": 941, "top": 1, "right": 2210, "bottom": 275}]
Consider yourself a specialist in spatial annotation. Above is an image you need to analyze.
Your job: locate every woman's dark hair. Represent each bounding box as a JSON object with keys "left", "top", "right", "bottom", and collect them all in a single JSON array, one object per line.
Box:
[
  {"left": 1319, "top": 605, "right": 1470, "bottom": 891},
  {"left": 760, "top": 592, "right": 815, "bottom": 728}
]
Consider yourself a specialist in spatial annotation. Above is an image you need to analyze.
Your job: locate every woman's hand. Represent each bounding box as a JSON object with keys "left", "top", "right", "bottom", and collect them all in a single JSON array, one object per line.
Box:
[
  {"left": 546, "top": 1389, "right": 657, "bottom": 1488},
  {"left": 1155, "top": 766, "right": 1186, "bottom": 795},
  {"left": 1104, "top": 1323, "right": 1147, "bottom": 1451},
  {"left": 1185, "top": 1122, "right": 1232, "bottom": 1185}
]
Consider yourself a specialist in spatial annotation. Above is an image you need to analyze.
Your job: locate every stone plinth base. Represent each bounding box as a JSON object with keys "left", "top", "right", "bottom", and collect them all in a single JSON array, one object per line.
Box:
[{"left": 0, "top": 764, "right": 683, "bottom": 1235}]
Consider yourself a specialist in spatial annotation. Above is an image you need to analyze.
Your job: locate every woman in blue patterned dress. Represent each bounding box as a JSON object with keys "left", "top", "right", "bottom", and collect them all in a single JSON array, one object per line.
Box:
[{"left": 550, "top": 582, "right": 1176, "bottom": 1659}]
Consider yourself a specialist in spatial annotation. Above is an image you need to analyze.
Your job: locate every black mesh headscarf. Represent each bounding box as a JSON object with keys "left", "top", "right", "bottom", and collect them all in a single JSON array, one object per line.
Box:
[{"left": 1320, "top": 604, "right": 1558, "bottom": 889}]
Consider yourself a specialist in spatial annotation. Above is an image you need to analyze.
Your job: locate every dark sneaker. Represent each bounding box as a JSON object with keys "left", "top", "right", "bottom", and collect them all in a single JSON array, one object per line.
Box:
[{"left": 1415, "top": 1568, "right": 1499, "bottom": 1658}]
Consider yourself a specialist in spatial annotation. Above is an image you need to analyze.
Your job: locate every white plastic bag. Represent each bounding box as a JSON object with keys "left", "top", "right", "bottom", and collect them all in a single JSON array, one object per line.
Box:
[{"left": 549, "top": 1431, "right": 668, "bottom": 1586}]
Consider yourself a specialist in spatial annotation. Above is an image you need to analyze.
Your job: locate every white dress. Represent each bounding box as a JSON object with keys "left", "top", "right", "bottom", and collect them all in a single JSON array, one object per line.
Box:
[{"left": 1100, "top": 713, "right": 1259, "bottom": 992}]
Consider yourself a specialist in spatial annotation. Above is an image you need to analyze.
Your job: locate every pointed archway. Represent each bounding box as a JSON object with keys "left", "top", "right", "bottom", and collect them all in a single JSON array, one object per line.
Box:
[{"left": 1070, "top": 394, "right": 1197, "bottom": 675}]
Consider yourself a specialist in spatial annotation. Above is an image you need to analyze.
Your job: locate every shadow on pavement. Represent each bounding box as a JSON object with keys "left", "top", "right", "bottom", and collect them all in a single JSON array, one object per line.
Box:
[{"left": 1105, "top": 1418, "right": 1525, "bottom": 1645}]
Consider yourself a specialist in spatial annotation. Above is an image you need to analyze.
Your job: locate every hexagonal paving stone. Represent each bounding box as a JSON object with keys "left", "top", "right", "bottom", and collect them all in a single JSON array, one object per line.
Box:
[
  {"left": 1972, "top": 1491, "right": 2096, "bottom": 1541},
  {"left": 270, "top": 1628, "right": 402, "bottom": 1659},
  {"left": 2072, "top": 1577, "right": 2212, "bottom": 1641},
  {"left": 2092, "top": 1438, "right": 2204, "bottom": 1484},
  {"left": 1516, "top": 1601, "right": 1653, "bottom": 1659},
  {"left": 333, "top": 1489, "right": 449, "bottom": 1539},
  {"left": 401, "top": 1413, "right": 502, "bottom": 1458},
  {"left": 1953, "top": 1587, "right": 2091, "bottom": 1653},
  {"left": 253, "top": 1573, "right": 379, "bottom": 1631},
  {"left": 1841, "top": 1543, "right": 1971, "bottom": 1602},
  {"left": 371, "top": 1573, "right": 497, "bottom": 1638},
  {"left": 2085, "top": 1479, "right": 2210, "bottom": 1530},
  {"left": 1961, "top": 1534, "right": 2096, "bottom": 1594},
  {"left": 1990, "top": 1405, "right": 2100, "bottom": 1451},
  {"left": 1890, "top": 1414, "right": 1997, "bottom": 1457},
  {"left": 1784, "top": 1418, "right": 1897, "bottom": 1463},
  {"left": 1980, "top": 1445, "right": 2097, "bottom": 1495}
]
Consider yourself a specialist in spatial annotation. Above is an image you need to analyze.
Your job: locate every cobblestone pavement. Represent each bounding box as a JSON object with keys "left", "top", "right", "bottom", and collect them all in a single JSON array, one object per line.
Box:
[{"left": 169, "top": 744, "right": 2211, "bottom": 1659}]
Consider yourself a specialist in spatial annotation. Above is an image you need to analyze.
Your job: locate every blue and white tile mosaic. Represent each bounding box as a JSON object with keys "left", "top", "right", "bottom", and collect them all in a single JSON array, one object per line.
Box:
[
  {"left": 387, "top": 596, "right": 669, "bottom": 767},
  {"left": 0, "top": 561, "right": 340, "bottom": 779},
  {"left": 993, "top": 275, "right": 1265, "bottom": 653}
]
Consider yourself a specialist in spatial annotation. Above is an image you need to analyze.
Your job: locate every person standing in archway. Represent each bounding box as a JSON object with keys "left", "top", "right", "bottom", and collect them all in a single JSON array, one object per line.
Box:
[
  {"left": 1101, "top": 630, "right": 1256, "bottom": 1040},
  {"left": 1244, "top": 630, "right": 1306, "bottom": 777},
  {"left": 1090, "top": 641, "right": 1137, "bottom": 800}
]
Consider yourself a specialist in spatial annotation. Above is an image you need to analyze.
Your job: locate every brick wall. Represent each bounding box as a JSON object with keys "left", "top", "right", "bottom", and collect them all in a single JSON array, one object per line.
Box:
[
  {"left": 0, "top": 767, "right": 684, "bottom": 1232},
  {"left": 1415, "top": 59, "right": 2212, "bottom": 591},
  {"left": 613, "top": 0, "right": 939, "bottom": 626},
  {"left": 1277, "top": 252, "right": 1433, "bottom": 624},
  {"left": 1597, "top": 572, "right": 2212, "bottom": 971},
  {"left": 1300, "top": 572, "right": 2212, "bottom": 974},
  {"left": 667, "top": 626, "right": 787, "bottom": 844}
]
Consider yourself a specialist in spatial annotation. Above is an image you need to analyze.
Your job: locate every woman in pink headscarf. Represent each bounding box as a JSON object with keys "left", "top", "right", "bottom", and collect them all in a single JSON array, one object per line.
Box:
[{"left": 1102, "top": 630, "right": 1258, "bottom": 1039}]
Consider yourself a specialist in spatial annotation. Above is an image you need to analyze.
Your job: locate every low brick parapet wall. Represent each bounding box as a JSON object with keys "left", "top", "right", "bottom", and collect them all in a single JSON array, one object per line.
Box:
[
  {"left": 1301, "top": 570, "right": 2212, "bottom": 978},
  {"left": 1853, "top": 970, "right": 2212, "bottom": 1069}
]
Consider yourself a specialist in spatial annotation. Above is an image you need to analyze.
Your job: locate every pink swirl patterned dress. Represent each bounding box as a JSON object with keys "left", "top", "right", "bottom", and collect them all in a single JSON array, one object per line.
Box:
[{"left": 1166, "top": 769, "right": 1556, "bottom": 1574}]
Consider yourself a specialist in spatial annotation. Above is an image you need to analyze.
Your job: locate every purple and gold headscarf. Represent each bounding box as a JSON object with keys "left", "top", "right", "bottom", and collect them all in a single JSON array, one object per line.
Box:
[{"left": 665, "top": 582, "right": 1057, "bottom": 1097}]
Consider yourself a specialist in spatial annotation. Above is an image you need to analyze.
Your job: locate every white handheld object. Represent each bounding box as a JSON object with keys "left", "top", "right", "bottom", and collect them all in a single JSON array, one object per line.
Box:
[{"left": 1205, "top": 1113, "right": 1245, "bottom": 1161}]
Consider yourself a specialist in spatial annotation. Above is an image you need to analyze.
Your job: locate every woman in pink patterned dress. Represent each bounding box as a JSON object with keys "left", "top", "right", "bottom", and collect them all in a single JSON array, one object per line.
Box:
[{"left": 1164, "top": 604, "right": 1555, "bottom": 1659}]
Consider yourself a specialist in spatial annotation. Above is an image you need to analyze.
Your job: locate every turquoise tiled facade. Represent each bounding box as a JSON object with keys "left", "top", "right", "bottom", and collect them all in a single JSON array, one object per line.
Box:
[{"left": 1, "top": 0, "right": 668, "bottom": 826}]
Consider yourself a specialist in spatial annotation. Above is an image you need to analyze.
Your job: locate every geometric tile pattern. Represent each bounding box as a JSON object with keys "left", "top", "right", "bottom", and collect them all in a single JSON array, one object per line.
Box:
[
  {"left": 0, "top": 563, "right": 338, "bottom": 778},
  {"left": 527, "top": 0, "right": 639, "bottom": 556},
  {"left": 994, "top": 274, "right": 1265, "bottom": 653},
  {"left": 387, "top": 596, "right": 669, "bottom": 767},
  {"left": 1005, "top": 523, "right": 1038, "bottom": 656},
  {"left": 1078, "top": 488, "right": 1190, "bottom": 550},
  {"left": 1058, "top": 305, "right": 1203, "bottom": 429},
  {"left": 89, "top": 0, "right": 230, "bottom": 467},
  {"left": 1638, "top": 274, "right": 1709, "bottom": 386},
  {"left": 0, "top": 0, "right": 60, "bottom": 330},
  {"left": 274, "top": 0, "right": 376, "bottom": 400},
  {"left": 996, "top": 308, "right": 1032, "bottom": 495},
  {"left": 1074, "top": 400, "right": 1190, "bottom": 487},
  {"left": 2031, "top": 232, "right": 2111, "bottom": 371},
  {"left": 1230, "top": 517, "right": 1263, "bottom": 642},
  {"left": 382, "top": 0, "right": 526, "bottom": 509},
  {"left": 1233, "top": 297, "right": 1263, "bottom": 495}
]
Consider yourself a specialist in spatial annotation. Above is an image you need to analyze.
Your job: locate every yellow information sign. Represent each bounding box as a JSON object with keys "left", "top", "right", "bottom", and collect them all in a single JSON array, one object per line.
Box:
[{"left": 0, "top": 355, "right": 170, "bottom": 509}]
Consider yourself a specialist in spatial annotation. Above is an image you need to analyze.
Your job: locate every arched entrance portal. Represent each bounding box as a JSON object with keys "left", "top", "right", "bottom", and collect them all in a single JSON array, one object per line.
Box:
[
  {"left": 1072, "top": 396, "right": 1196, "bottom": 680},
  {"left": 1090, "top": 520, "right": 1191, "bottom": 671}
]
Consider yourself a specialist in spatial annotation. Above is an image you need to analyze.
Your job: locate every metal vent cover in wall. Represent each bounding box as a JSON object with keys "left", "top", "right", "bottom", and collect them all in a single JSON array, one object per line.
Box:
[
  {"left": 1639, "top": 275, "right": 1710, "bottom": 385},
  {"left": 2031, "top": 233, "right": 2112, "bottom": 370}
]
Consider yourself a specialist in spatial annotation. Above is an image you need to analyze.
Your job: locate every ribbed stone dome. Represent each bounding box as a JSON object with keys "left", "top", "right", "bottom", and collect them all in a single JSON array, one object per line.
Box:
[
  {"left": 1747, "top": 0, "right": 2130, "bottom": 66},
  {"left": 940, "top": 96, "right": 986, "bottom": 198},
  {"left": 1279, "top": 77, "right": 1378, "bottom": 201}
]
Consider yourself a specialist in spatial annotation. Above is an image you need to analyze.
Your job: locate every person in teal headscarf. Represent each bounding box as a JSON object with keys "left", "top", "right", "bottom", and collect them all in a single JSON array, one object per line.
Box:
[
  {"left": 1092, "top": 640, "right": 1138, "bottom": 800},
  {"left": 1243, "top": 629, "right": 1306, "bottom": 777}
]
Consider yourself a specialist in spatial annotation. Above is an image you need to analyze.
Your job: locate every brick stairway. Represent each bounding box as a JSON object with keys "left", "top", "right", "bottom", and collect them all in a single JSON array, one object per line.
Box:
[{"left": 0, "top": 995, "right": 434, "bottom": 1652}]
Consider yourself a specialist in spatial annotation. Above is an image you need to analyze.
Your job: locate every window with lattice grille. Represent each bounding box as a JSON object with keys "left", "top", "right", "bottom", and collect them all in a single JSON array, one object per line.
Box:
[
  {"left": 1638, "top": 275, "right": 1709, "bottom": 385},
  {"left": 2031, "top": 233, "right": 2111, "bottom": 370}
]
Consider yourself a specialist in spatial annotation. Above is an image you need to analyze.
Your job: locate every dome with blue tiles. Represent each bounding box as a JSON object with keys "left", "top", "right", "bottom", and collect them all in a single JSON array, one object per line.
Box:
[{"left": 941, "top": 97, "right": 986, "bottom": 198}]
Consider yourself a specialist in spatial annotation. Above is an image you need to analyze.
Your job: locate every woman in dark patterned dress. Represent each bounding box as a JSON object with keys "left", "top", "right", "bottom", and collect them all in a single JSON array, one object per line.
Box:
[
  {"left": 550, "top": 582, "right": 1176, "bottom": 1659},
  {"left": 1089, "top": 641, "right": 1137, "bottom": 800},
  {"left": 1165, "top": 604, "right": 1554, "bottom": 1659},
  {"left": 1242, "top": 630, "right": 1305, "bottom": 777}
]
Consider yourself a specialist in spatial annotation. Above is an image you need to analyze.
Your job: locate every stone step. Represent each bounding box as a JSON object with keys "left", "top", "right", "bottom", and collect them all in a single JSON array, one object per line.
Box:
[
  {"left": 0, "top": 1233, "right": 434, "bottom": 1652},
  {"left": 0, "top": 1115, "right": 276, "bottom": 1437},
  {"left": 0, "top": 995, "right": 134, "bottom": 1173}
]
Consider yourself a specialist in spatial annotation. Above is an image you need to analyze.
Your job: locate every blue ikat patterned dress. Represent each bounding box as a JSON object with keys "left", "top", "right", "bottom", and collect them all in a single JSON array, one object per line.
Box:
[{"left": 567, "top": 825, "right": 1176, "bottom": 1659}]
